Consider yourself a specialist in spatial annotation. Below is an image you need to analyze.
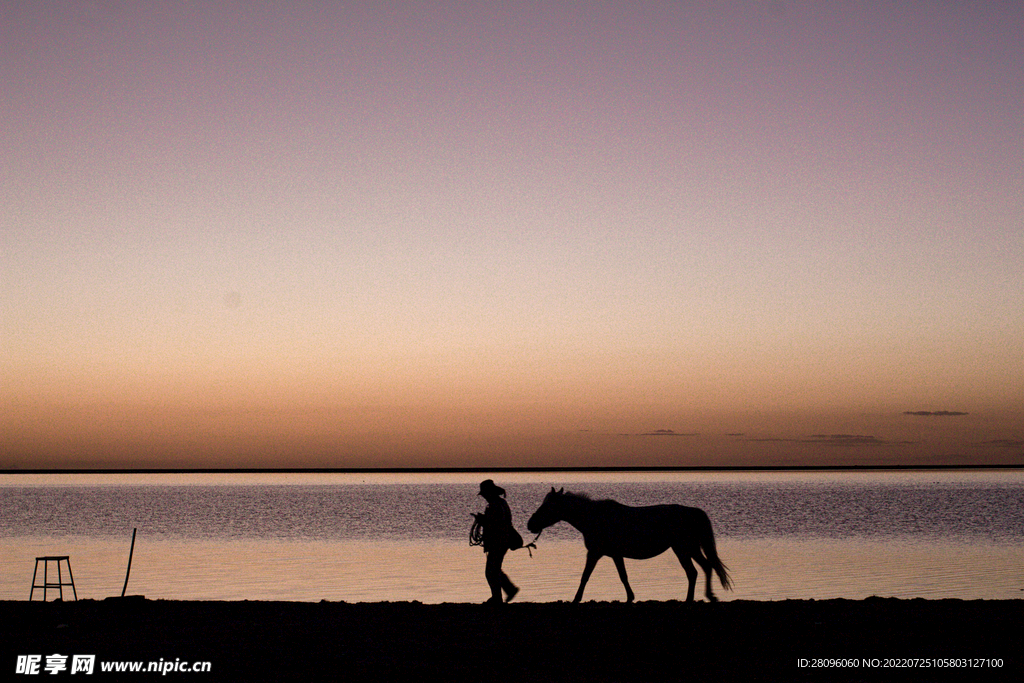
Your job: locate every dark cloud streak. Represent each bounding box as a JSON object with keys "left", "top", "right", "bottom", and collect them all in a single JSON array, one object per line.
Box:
[
  {"left": 903, "top": 411, "right": 968, "bottom": 416},
  {"left": 638, "top": 429, "right": 699, "bottom": 436},
  {"left": 747, "top": 434, "right": 892, "bottom": 445}
]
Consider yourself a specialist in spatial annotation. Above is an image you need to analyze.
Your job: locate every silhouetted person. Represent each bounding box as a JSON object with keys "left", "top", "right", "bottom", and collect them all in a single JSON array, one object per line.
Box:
[{"left": 473, "top": 479, "right": 519, "bottom": 604}]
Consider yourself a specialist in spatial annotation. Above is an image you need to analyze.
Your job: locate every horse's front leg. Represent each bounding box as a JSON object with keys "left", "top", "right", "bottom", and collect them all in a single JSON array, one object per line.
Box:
[
  {"left": 573, "top": 551, "right": 601, "bottom": 604},
  {"left": 612, "top": 556, "right": 635, "bottom": 603}
]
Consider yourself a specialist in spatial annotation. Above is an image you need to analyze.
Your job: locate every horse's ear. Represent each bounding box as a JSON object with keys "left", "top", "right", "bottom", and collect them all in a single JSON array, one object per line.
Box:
[
  {"left": 550, "top": 486, "right": 556, "bottom": 493},
  {"left": 558, "top": 487, "right": 564, "bottom": 494}
]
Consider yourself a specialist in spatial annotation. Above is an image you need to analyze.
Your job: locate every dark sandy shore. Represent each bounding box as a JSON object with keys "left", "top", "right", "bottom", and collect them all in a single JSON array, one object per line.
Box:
[{"left": 3, "top": 598, "right": 1019, "bottom": 681}]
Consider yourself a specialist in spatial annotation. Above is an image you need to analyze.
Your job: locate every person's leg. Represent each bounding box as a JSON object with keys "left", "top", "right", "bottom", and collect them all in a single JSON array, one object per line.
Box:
[
  {"left": 502, "top": 569, "right": 518, "bottom": 602},
  {"left": 485, "top": 549, "right": 505, "bottom": 603}
]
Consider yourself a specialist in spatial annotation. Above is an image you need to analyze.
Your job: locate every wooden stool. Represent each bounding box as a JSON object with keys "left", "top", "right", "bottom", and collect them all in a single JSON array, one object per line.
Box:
[{"left": 30, "top": 556, "right": 78, "bottom": 601}]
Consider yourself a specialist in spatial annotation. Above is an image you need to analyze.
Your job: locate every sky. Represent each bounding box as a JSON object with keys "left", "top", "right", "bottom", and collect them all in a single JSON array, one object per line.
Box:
[{"left": 2, "top": 0, "right": 1022, "bottom": 469}]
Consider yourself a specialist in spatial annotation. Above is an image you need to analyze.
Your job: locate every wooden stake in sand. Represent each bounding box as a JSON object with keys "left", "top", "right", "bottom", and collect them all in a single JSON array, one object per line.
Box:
[{"left": 121, "top": 528, "right": 137, "bottom": 598}]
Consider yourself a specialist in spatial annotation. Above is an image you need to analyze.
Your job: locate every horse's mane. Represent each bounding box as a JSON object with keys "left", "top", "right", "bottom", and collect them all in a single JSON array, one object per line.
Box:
[{"left": 562, "top": 490, "right": 614, "bottom": 504}]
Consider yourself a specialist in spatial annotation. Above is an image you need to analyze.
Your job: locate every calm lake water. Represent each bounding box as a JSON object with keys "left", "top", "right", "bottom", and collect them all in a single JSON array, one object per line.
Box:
[{"left": 1, "top": 471, "right": 1021, "bottom": 603}]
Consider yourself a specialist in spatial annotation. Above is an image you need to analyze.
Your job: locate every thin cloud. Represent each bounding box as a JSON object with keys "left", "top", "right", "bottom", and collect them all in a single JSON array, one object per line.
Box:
[
  {"left": 638, "top": 429, "right": 699, "bottom": 436},
  {"left": 747, "top": 434, "right": 888, "bottom": 445},
  {"left": 808, "top": 434, "right": 886, "bottom": 444},
  {"left": 903, "top": 411, "right": 968, "bottom": 416}
]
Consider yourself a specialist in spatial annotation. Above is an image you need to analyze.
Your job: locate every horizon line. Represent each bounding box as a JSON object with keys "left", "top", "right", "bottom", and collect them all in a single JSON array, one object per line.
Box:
[{"left": 2, "top": 464, "right": 1022, "bottom": 475}]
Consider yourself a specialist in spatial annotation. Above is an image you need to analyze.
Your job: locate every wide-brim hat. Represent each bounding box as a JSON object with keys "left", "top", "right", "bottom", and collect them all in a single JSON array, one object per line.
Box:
[{"left": 478, "top": 479, "right": 505, "bottom": 497}]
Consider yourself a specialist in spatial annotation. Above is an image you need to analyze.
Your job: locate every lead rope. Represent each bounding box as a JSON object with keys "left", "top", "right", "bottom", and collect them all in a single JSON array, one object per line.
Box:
[
  {"left": 522, "top": 530, "right": 541, "bottom": 557},
  {"left": 470, "top": 520, "right": 542, "bottom": 558},
  {"left": 469, "top": 518, "right": 485, "bottom": 546}
]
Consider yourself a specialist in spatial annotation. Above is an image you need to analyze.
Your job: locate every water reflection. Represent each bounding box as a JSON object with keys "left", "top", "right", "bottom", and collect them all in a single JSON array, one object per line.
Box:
[
  {"left": 2, "top": 535, "right": 1020, "bottom": 603},
  {"left": 4, "top": 475, "right": 1022, "bottom": 543},
  {"left": 2, "top": 471, "right": 1021, "bottom": 602}
]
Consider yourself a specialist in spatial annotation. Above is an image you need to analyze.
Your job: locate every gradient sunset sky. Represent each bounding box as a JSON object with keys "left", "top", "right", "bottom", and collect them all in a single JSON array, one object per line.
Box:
[{"left": 3, "top": 1, "right": 1022, "bottom": 469}]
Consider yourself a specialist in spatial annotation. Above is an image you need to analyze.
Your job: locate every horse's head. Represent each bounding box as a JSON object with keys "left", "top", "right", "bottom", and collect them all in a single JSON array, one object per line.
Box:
[{"left": 527, "top": 487, "right": 566, "bottom": 534}]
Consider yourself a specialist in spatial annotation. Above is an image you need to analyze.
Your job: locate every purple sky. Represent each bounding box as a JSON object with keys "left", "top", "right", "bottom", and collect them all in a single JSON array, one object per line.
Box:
[{"left": 3, "top": 1, "right": 1022, "bottom": 468}]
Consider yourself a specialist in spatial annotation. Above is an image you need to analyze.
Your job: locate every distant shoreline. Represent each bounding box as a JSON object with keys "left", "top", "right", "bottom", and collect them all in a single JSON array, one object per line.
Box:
[
  {"left": 3, "top": 598, "right": 1018, "bottom": 681},
  {"left": 3, "top": 464, "right": 1023, "bottom": 475}
]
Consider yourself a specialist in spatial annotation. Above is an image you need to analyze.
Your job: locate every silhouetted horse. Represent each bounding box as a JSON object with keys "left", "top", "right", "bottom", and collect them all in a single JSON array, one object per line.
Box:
[{"left": 527, "top": 487, "right": 731, "bottom": 603}]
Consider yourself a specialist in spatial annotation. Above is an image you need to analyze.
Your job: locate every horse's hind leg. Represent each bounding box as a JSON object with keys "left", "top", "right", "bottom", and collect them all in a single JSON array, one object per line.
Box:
[
  {"left": 672, "top": 547, "right": 699, "bottom": 602},
  {"left": 693, "top": 553, "right": 718, "bottom": 602},
  {"left": 612, "top": 556, "right": 635, "bottom": 603},
  {"left": 573, "top": 551, "right": 601, "bottom": 604}
]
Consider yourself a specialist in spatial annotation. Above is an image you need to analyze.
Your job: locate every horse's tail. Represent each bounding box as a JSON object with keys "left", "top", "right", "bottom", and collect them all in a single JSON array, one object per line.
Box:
[{"left": 698, "top": 510, "right": 732, "bottom": 591}]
